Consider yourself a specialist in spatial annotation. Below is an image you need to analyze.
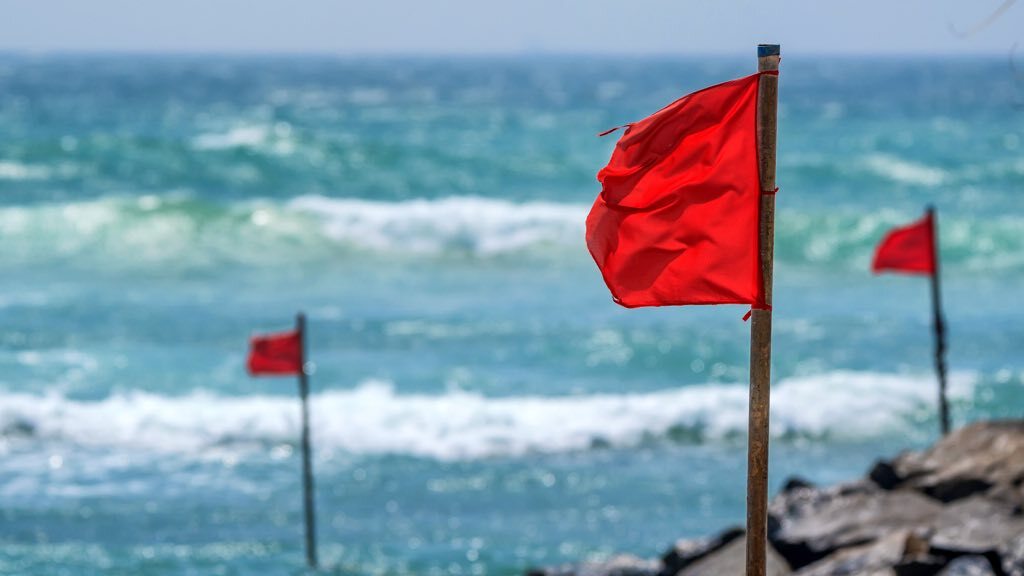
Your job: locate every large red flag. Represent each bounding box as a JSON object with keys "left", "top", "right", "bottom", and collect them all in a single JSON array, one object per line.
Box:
[
  {"left": 248, "top": 330, "right": 303, "bottom": 376},
  {"left": 586, "top": 72, "right": 768, "bottom": 308},
  {"left": 872, "top": 212, "right": 935, "bottom": 276}
]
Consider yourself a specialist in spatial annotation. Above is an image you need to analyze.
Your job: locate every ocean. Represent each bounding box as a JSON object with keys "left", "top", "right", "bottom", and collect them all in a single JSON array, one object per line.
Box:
[{"left": 0, "top": 54, "right": 1022, "bottom": 575}]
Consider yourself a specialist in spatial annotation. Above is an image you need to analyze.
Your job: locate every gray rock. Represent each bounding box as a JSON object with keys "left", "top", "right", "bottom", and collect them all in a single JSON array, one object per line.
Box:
[
  {"left": 675, "top": 536, "right": 790, "bottom": 576},
  {"left": 526, "top": 421, "right": 1024, "bottom": 576},
  {"left": 781, "top": 477, "right": 816, "bottom": 493},
  {"left": 769, "top": 483, "right": 942, "bottom": 570},
  {"left": 937, "top": 555, "right": 998, "bottom": 576},
  {"left": 893, "top": 556, "right": 949, "bottom": 576},
  {"left": 929, "top": 496, "right": 1024, "bottom": 557},
  {"left": 790, "top": 530, "right": 936, "bottom": 576},
  {"left": 1000, "top": 533, "right": 1024, "bottom": 576},
  {"left": 659, "top": 527, "right": 743, "bottom": 576},
  {"left": 890, "top": 421, "right": 1024, "bottom": 504},
  {"left": 869, "top": 459, "right": 904, "bottom": 490}
]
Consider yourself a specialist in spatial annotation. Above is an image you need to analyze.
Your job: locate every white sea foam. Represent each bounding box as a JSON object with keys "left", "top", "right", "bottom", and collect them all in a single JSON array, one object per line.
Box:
[
  {"left": 0, "top": 372, "right": 974, "bottom": 461},
  {"left": 0, "top": 161, "right": 50, "bottom": 181},
  {"left": 192, "top": 125, "right": 268, "bottom": 150},
  {"left": 0, "top": 195, "right": 1021, "bottom": 270},
  {"left": 862, "top": 153, "right": 946, "bottom": 186},
  {"left": 289, "top": 195, "right": 586, "bottom": 256},
  {"left": 0, "top": 195, "right": 588, "bottom": 269},
  {"left": 191, "top": 122, "right": 296, "bottom": 155}
]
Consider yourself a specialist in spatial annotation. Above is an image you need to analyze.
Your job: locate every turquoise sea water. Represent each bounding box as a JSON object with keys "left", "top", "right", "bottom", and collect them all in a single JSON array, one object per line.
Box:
[{"left": 0, "top": 54, "right": 1023, "bottom": 575}]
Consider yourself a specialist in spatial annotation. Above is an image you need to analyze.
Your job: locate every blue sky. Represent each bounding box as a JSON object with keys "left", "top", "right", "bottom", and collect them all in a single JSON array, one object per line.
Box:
[{"left": 0, "top": 0, "right": 1020, "bottom": 55}]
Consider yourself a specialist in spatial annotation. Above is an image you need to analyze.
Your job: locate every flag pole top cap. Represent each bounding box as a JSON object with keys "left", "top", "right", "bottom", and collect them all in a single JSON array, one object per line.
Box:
[{"left": 758, "top": 44, "right": 781, "bottom": 57}]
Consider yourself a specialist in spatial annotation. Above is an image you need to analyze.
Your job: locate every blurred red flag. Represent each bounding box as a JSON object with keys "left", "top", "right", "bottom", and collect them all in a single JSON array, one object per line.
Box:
[
  {"left": 872, "top": 212, "right": 935, "bottom": 276},
  {"left": 248, "top": 330, "right": 302, "bottom": 376},
  {"left": 586, "top": 72, "right": 768, "bottom": 308}
]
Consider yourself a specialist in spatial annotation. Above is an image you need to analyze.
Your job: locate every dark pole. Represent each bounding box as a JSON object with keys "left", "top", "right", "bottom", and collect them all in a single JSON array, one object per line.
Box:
[
  {"left": 927, "top": 208, "right": 950, "bottom": 435},
  {"left": 297, "top": 312, "right": 318, "bottom": 569},
  {"left": 747, "top": 43, "right": 780, "bottom": 576}
]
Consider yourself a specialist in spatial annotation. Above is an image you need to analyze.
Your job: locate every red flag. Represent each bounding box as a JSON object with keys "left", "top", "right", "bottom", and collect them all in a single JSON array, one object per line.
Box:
[
  {"left": 586, "top": 72, "right": 768, "bottom": 308},
  {"left": 248, "top": 330, "right": 303, "bottom": 376},
  {"left": 872, "top": 212, "right": 935, "bottom": 276}
]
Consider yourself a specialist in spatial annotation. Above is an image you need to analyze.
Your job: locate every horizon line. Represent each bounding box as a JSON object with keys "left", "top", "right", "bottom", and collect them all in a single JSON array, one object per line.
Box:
[{"left": 0, "top": 47, "right": 1017, "bottom": 59}]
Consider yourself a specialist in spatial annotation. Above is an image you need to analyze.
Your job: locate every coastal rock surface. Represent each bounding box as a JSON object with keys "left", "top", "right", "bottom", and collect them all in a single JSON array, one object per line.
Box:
[{"left": 527, "top": 421, "right": 1024, "bottom": 576}]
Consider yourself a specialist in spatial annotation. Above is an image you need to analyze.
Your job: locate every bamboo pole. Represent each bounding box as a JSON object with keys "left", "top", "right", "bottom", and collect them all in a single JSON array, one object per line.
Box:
[
  {"left": 297, "top": 312, "right": 319, "bottom": 569},
  {"left": 927, "top": 207, "right": 950, "bottom": 435},
  {"left": 746, "top": 43, "right": 780, "bottom": 576}
]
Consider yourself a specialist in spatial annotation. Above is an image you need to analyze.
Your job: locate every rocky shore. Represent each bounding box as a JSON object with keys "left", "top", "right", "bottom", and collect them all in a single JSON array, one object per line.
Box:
[{"left": 528, "top": 421, "right": 1024, "bottom": 576}]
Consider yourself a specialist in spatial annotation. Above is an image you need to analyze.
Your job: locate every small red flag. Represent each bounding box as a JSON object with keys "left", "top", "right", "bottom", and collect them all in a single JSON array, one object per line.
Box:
[
  {"left": 586, "top": 72, "right": 767, "bottom": 308},
  {"left": 248, "top": 330, "right": 303, "bottom": 376},
  {"left": 872, "top": 212, "right": 936, "bottom": 276}
]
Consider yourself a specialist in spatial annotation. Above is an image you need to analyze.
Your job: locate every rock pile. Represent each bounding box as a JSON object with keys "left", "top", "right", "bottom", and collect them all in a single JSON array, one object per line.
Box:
[{"left": 528, "top": 421, "right": 1024, "bottom": 576}]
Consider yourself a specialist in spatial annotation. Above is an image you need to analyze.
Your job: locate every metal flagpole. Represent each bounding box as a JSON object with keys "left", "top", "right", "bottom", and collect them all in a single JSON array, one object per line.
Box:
[
  {"left": 297, "top": 312, "right": 318, "bottom": 569},
  {"left": 746, "top": 43, "right": 780, "bottom": 576},
  {"left": 927, "top": 207, "right": 950, "bottom": 435}
]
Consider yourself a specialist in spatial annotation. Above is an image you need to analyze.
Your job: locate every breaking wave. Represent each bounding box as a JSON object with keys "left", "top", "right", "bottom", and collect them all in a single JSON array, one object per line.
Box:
[
  {"left": 288, "top": 195, "right": 582, "bottom": 256},
  {"left": 0, "top": 194, "right": 1021, "bottom": 271},
  {"left": 0, "top": 371, "right": 974, "bottom": 461}
]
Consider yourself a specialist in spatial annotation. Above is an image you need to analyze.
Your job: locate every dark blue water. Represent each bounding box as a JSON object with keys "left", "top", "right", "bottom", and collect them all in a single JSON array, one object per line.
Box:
[{"left": 0, "top": 54, "right": 1022, "bottom": 574}]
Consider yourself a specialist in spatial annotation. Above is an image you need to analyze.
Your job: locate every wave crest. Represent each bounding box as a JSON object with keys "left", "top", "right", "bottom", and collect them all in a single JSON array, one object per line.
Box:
[
  {"left": 0, "top": 372, "right": 973, "bottom": 461},
  {"left": 0, "top": 195, "right": 1021, "bottom": 271},
  {"left": 289, "top": 195, "right": 582, "bottom": 256}
]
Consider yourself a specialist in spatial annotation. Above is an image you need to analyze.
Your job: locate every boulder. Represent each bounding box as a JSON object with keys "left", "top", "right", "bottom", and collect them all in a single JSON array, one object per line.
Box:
[
  {"left": 888, "top": 421, "right": 1024, "bottom": 504},
  {"left": 869, "top": 459, "right": 904, "bottom": 491},
  {"left": 781, "top": 477, "right": 816, "bottom": 493},
  {"left": 1000, "top": 533, "right": 1024, "bottom": 576},
  {"left": 790, "top": 530, "right": 909, "bottom": 575},
  {"left": 525, "top": 420, "right": 1024, "bottom": 576},
  {"left": 789, "top": 530, "right": 944, "bottom": 576},
  {"left": 893, "top": 556, "right": 950, "bottom": 576},
  {"left": 937, "top": 555, "right": 999, "bottom": 576},
  {"left": 658, "top": 526, "right": 743, "bottom": 576},
  {"left": 674, "top": 535, "right": 790, "bottom": 576},
  {"left": 768, "top": 482, "right": 942, "bottom": 569},
  {"left": 928, "top": 496, "right": 1024, "bottom": 558}
]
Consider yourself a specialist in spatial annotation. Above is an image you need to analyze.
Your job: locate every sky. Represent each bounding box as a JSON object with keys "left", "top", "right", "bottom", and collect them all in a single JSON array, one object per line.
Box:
[{"left": 0, "top": 0, "right": 1020, "bottom": 56}]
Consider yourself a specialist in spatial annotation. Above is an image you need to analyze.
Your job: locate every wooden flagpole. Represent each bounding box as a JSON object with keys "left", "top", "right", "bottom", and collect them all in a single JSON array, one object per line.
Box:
[
  {"left": 296, "top": 312, "right": 319, "bottom": 569},
  {"left": 927, "top": 207, "right": 950, "bottom": 435},
  {"left": 746, "top": 43, "right": 780, "bottom": 576}
]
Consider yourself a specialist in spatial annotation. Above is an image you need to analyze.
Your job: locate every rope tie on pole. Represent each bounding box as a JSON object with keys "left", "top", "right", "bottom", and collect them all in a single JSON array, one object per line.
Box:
[
  {"left": 742, "top": 304, "right": 773, "bottom": 322},
  {"left": 597, "top": 124, "right": 631, "bottom": 137}
]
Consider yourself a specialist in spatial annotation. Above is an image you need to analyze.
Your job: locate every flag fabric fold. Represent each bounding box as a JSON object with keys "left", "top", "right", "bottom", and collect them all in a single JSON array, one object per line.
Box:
[
  {"left": 586, "top": 72, "right": 767, "bottom": 308},
  {"left": 872, "top": 212, "right": 935, "bottom": 276},
  {"left": 247, "top": 330, "right": 303, "bottom": 376}
]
